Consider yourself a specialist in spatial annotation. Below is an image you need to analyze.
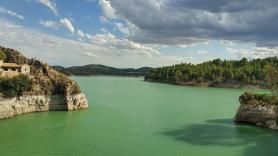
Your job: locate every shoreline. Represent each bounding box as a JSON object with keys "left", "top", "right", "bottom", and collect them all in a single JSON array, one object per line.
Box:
[
  {"left": 144, "top": 79, "right": 268, "bottom": 90},
  {"left": 73, "top": 75, "right": 268, "bottom": 90},
  {"left": 71, "top": 74, "right": 145, "bottom": 78}
]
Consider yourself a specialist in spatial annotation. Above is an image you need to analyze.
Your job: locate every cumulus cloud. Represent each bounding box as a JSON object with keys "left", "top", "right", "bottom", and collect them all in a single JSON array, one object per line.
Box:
[
  {"left": 114, "top": 23, "right": 130, "bottom": 36},
  {"left": 60, "top": 18, "right": 75, "bottom": 33},
  {"left": 0, "top": 6, "right": 24, "bottom": 20},
  {"left": 39, "top": 0, "right": 58, "bottom": 15},
  {"left": 39, "top": 19, "right": 76, "bottom": 34},
  {"left": 98, "top": 0, "right": 117, "bottom": 19},
  {"left": 77, "top": 30, "right": 85, "bottom": 38},
  {"left": 39, "top": 20, "right": 60, "bottom": 29},
  {"left": 104, "top": 0, "right": 278, "bottom": 47},
  {"left": 39, "top": 18, "right": 76, "bottom": 34},
  {"left": 227, "top": 47, "right": 278, "bottom": 59},
  {"left": 89, "top": 32, "right": 160, "bottom": 56}
]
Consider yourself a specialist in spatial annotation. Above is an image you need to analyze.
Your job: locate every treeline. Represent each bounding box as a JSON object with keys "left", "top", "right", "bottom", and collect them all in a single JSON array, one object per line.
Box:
[
  {"left": 53, "top": 64, "right": 152, "bottom": 76},
  {"left": 145, "top": 57, "right": 278, "bottom": 87}
]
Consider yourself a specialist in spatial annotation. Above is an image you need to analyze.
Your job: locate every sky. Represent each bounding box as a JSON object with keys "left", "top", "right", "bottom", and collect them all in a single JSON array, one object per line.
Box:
[{"left": 0, "top": 0, "right": 277, "bottom": 68}]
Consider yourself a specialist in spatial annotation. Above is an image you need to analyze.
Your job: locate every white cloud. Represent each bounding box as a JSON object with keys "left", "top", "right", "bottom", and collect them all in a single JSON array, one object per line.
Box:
[
  {"left": 39, "top": 0, "right": 58, "bottom": 15},
  {"left": 98, "top": 0, "right": 117, "bottom": 19},
  {"left": 89, "top": 33, "right": 160, "bottom": 56},
  {"left": 0, "top": 19, "right": 190, "bottom": 68},
  {"left": 227, "top": 47, "right": 278, "bottom": 59},
  {"left": 84, "top": 51, "right": 99, "bottom": 58},
  {"left": 39, "top": 20, "right": 60, "bottom": 29},
  {"left": 39, "top": 19, "right": 77, "bottom": 34},
  {"left": 60, "top": 18, "right": 75, "bottom": 33},
  {"left": 100, "top": 28, "right": 108, "bottom": 33},
  {"left": 114, "top": 23, "right": 130, "bottom": 36},
  {"left": 0, "top": 6, "right": 24, "bottom": 20},
  {"left": 77, "top": 30, "right": 85, "bottom": 38}
]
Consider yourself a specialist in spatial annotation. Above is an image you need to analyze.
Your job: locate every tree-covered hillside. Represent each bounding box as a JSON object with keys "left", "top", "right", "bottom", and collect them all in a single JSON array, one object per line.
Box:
[
  {"left": 53, "top": 64, "right": 152, "bottom": 76},
  {"left": 145, "top": 57, "right": 278, "bottom": 88}
]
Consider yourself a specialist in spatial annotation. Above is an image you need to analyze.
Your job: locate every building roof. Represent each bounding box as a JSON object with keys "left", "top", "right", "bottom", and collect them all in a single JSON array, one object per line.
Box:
[{"left": 0, "top": 63, "right": 21, "bottom": 68}]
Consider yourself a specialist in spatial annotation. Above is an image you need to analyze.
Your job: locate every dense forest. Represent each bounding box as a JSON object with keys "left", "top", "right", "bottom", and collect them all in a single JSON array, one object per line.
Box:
[
  {"left": 53, "top": 64, "right": 152, "bottom": 76},
  {"left": 145, "top": 57, "right": 278, "bottom": 88}
]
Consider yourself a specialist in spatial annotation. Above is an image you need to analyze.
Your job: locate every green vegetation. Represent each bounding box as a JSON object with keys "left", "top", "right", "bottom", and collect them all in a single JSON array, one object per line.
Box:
[
  {"left": 145, "top": 57, "right": 278, "bottom": 87},
  {"left": 0, "top": 50, "right": 6, "bottom": 60},
  {"left": 240, "top": 92, "right": 278, "bottom": 106},
  {"left": 236, "top": 61, "right": 278, "bottom": 107},
  {"left": 53, "top": 65, "right": 152, "bottom": 76},
  {"left": 263, "top": 65, "right": 278, "bottom": 98},
  {"left": 0, "top": 75, "right": 32, "bottom": 98}
]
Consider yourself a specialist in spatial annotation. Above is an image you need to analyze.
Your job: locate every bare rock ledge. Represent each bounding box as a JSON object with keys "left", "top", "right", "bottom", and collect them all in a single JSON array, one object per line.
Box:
[
  {"left": 234, "top": 93, "right": 278, "bottom": 129},
  {"left": 0, "top": 93, "right": 88, "bottom": 119}
]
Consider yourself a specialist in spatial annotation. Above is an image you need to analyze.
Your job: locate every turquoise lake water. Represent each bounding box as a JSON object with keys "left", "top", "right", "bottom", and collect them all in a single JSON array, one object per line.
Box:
[{"left": 0, "top": 76, "right": 278, "bottom": 156}]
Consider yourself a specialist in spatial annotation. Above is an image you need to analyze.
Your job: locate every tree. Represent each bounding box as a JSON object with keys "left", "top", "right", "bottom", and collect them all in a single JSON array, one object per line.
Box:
[
  {"left": 240, "top": 58, "right": 248, "bottom": 66},
  {"left": 0, "top": 50, "right": 6, "bottom": 60},
  {"left": 0, "top": 75, "right": 32, "bottom": 97},
  {"left": 263, "top": 65, "right": 278, "bottom": 97},
  {"left": 145, "top": 57, "right": 278, "bottom": 88},
  {"left": 175, "top": 69, "right": 182, "bottom": 82}
]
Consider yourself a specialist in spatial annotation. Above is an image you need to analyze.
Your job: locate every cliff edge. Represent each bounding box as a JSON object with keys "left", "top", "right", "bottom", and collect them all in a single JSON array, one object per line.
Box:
[
  {"left": 234, "top": 92, "right": 278, "bottom": 129},
  {"left": 0, "top": 46, "right": 88, "bottom": 119}
]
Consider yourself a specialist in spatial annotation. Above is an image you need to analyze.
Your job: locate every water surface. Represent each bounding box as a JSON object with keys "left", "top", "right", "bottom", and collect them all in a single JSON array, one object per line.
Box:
[{"left": 0, "top": 76, "right": 277, "bottom": 156}]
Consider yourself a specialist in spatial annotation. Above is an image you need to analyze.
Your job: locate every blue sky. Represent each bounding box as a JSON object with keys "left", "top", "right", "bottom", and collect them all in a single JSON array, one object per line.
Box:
[{"left": 0, "top": 0, "right": 277, "bottom": 68}]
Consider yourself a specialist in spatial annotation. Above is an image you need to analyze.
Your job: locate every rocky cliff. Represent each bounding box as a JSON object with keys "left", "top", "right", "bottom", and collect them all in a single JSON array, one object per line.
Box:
[
  {"left": 234, "top": 92, "right": 278, "bottom": 129},
  {"left": 0, "top": 46, "right": 88, "bottom": 119}
]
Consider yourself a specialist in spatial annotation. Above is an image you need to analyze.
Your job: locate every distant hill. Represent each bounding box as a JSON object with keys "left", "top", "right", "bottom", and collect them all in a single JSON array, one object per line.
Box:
[{"left": 52, "top": 64, "right": 152, "bottom": 76}]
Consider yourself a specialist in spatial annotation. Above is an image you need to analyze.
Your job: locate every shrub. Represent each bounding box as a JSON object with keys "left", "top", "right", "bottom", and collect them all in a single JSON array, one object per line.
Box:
[
  {"left": 239, "top": 92, "right": 278, "bottom": 106},
  {"left": 0, "top": 75, "right": 32, "bottom": 98},
  {"left": 0, "top": 50, "right": 6, "bottom": 60}
]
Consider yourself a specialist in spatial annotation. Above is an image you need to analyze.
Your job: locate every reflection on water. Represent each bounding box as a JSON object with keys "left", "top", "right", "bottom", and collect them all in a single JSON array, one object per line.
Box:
[{"left": 162, "top": 119, "right": 278, "bottom": 156}]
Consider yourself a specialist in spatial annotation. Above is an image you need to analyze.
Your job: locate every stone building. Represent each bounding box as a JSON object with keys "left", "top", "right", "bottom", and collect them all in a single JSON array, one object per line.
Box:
[{"left": 0, "top": 60, "right": 30, "bottom": 77}]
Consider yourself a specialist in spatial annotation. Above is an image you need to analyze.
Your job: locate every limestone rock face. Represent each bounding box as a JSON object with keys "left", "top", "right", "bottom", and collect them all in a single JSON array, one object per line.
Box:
[
  {"left": 66, "top": 93, "right": 89, "bottom": 110},
  {"left": 0, "top": 93, "right": 88, "bottom": 119},
  {"left": 234, "top": 92, "right": 278, "bottom": 129}
]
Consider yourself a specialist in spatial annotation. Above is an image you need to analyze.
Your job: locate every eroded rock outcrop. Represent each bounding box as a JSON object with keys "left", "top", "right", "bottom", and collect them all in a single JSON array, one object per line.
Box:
[
  {"left": 0, "top": 46, "right": 88, "bottom": 119},
  {"left": 0, "top": 94, "right": 88, "bottom": 119},
  {"left": 234, "top": 92, "right": 278, "bottom": 129}
]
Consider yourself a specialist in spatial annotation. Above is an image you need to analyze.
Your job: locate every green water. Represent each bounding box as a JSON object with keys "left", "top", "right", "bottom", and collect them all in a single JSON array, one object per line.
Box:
[{"left": 0, "top": 76, "right": 278, "bottom": 156}]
